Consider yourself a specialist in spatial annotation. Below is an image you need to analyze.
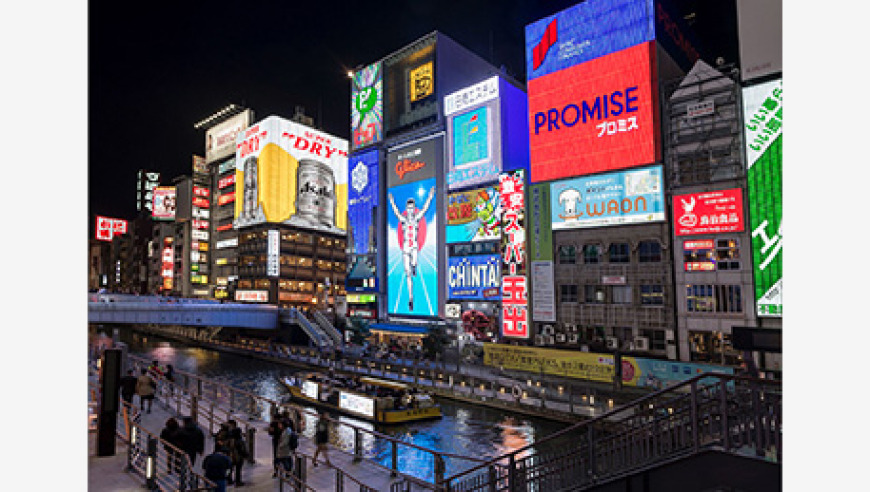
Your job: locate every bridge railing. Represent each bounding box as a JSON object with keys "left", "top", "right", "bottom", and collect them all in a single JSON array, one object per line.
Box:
[
  {"left": 441, "top": 373, "right": 781, "bottom": 491},
  {"left": 128, "top": 354, "right": 482, "bottom": 488}
]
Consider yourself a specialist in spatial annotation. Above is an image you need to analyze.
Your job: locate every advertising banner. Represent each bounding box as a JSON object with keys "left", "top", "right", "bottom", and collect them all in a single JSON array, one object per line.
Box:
[
  {"left": 550, "top": 165, "right": 665, "bottom": 230},
  {"left": 445, "top": 186, "right": 501, "bottom": 243},
  {"left": 235, "top": 290, "right": 269, "bottom": 302},
  {"left": 683, "top": 239, "right": 716, "bottom": 272},
  {"left": 500, "top": 170, "right": 529, "bottom": 338},
  {"left": 206, "top": 110, "right": 252, "bottom": 163},
  {"left": 233, "top": 116, "right": 348, "bottom": 234},
  {"left": 528, "top": 41, "right": 659, "bottom": 183},
  {"left": 528, "top": 184, "right": 552, "bottom": 261},
  {"left": 218, "top": 174, "right": 235, "bottom": 189},
  {"left": 339, "top": 391, "right": 375, "bottom": 418},
  {"left": 152, "top": 186, "right": 176, "bottom": 221},
  {"left": 348, "top": 149, "right": 379, "bottom": 255},
  {"left": 743, "top": 79, "right": 783, "bottom": 317},
  {"left": 136, "top": 170, "right": 160, "bottom": 212},
  {"left": 525, "top": 0, "right": 655, "bottom": 81},
  {"left": 386, "top": 136, "right": 440, "bottom": 188},
  {"left": 95, "top": 216, "right": 128, "bottom": 242},
  {"left": 386, "top": 177, "right": 438, "bottom": 317},
  {"left": 351, "top": 62, "right": 383, "bottom": 150},
  {"left": 444, "top": 76, "right": 499, "bottom": 117},
  {"left": 531, "top": 261, "right": 556, "bottom": 322},
  {"left": 674, "top": 188, "right": 745, "bottom": 236},
  {"left": 736, "top": 0, "right": 782, "bottom": 83},
  {"left": 267, "top": 230, "right": 280, "bottom": 277},
  {"left": 483, "top": 344, "right": 733, "bottom": 387},
  {"left": 384, "top": 34, "right": 437, "bottom": 132},
  {"left": 447, "top": 254, "right": 501, "bottom": 300}
]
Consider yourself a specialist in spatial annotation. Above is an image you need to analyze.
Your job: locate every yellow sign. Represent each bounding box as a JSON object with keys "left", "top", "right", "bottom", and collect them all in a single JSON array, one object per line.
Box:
[
  {"left": 409, "top": 62, "right": 434, "bottom": 102},
  {"left": 482, "top": 343, "right": 642, "bottom": 385}
]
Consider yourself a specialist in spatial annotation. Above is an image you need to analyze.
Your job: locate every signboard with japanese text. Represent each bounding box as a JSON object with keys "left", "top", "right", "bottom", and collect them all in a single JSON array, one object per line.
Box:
[
  {"left": 218, "top": 174, "right": 235, "bottom": 189},
  {"left": 444, "top": 76, "right": 499, "bottom": 116},
  {"left": 386, "top": 136, "right": 440, "bottom": 188},
  {"left": 233, "top": 116, "right": 348, "bottom": 234},
  {"left": 445, "top": 186, "right": 501, "bottom": 244},
  {"left": 235, "top": 290, "right": 269, "bottom": 302},
  {"left": 528, "top": 183, "right": 552, "bottom": 262},
  {"left": 339, "top": 391, "right": 375, "bottom": 418},
  {"left": 351, "top": 62, "right": 383, "bottom": 150},
  {"left": 528, "top": 42, "right": 659, "bottom": 183},
  {"left": 531, "top": 261, "right": 556, "bottom": 322},
  {"left": 95, "top": 216, "right": 128, "bottom": 242},
  {"left": 673, "top": 188, "right": 745, "bottom": 236},
  {"left": 152, "top": 186, "right": 176, "bottom": 221},
  {"left": 386, "top": 177, "right": 439, "bottom": 317},
  {"left": 683, "top": 239, "right": 716, "bottom": 272},
  {"left": 206, "top": 110, "right": 252, "bottom": 163},
  {"left": 444, "top": 77, "right": 503, "bottom": 190},
  {"left": 348, "top": 149, "right": 379, "bottom": 255},
  {"left": 743, "top": 79, "right": 783, "bottom": 317},
  {"left": 500, "top": 170, "right": 529, "bottom": 338},
  {"left": 136, "top": 170, "right": 160, "bottom": 212},
  {"left": 448, "top": 254, "right": 501, "bottom": 300},
  {"left": 550, "top": 165, "right": 665, "bottom": 230},
  {"left": 267, "top": 230, "right": 280, "bottom": 277}
]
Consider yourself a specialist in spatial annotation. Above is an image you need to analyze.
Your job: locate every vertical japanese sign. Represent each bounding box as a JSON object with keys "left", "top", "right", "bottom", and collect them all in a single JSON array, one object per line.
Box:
[
  {"left": 500, "top": 170, "right": 529, "bottom": 338},
  {"left": 351, "top": 62, "right": 383, "bottom": 150},
  {"left": 95, "top": 216, "right": 128, "bottom": 242},
  {"left": 267, "top": 229, "right": 280, "bottom": 277},
  {"left": 743, "top": 79, "right": 782, "bottom": 317},
  {"left": 529, "top": 183, "right": 555, "bottom": 323}
]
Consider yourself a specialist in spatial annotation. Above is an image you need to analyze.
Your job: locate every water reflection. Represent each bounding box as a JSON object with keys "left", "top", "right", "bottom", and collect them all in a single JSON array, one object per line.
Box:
[{"left": 113, "top": 330, "right": 576, "bottom": 480}]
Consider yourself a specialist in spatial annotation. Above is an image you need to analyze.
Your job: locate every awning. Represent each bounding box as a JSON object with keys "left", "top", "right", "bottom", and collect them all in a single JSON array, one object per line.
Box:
[{"left": 369, "top": 323, "right": 428, "bottom": 334}]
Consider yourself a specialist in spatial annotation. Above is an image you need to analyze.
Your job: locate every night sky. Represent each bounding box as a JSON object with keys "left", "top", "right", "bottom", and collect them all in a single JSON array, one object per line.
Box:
[{"left": 88, "top": 0, "right": 738, "bottom": 221}]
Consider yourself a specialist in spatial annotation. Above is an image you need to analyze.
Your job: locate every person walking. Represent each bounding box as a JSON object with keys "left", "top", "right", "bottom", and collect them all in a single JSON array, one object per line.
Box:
[
  {"left": 226, "top": 419, "right": 248, "bottom": 486},
  {"left": 312, "top": 411, "right": 331, "bottom": 467},
  {"left": 164, "top": 364, "right": 175, "bottom": 395},
  {"left": 159, "top": 417, "right": 183, "bottom": 474},
  {"left": 267, "top": 415, "right": 285, "bottom": 477},
  {"left": 178, "top": 416, "right": 206, "bottom": 467},
  {"left": 202, "top": 445, "right": 233, "bottom": 492},
  {"left": 275, "top": 418, "right": 298, "bottom": 475},
  {"left": 118, "top": 369, "right": 138, "bottom": 406},
  {"left": 135, "top": 368, "right": 156, "bottom": 413}
]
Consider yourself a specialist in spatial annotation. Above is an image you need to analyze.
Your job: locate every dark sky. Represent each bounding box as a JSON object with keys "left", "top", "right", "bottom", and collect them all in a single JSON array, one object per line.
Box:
[{"left": 89, "top": 0, "right": 738, "bottom": 221}]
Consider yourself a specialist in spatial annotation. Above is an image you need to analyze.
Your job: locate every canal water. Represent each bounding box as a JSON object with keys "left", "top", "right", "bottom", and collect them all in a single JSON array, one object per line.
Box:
[{"left": 112, "top": 330, "right": 576, "bottom": 481}]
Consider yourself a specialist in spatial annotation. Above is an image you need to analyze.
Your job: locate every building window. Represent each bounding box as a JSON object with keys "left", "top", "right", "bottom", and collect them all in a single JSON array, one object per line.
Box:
[
  {"left": 638, "top": 241, "right": 662, "bottom": 263},
  {"left": 640, "top": 284, "right": 664, "bottom": 305},
  {"left": 585, "top": 285, "right": 604, "bottom": 303},
  {"left": 582, "top": 244, "right": 602, "bottom": 264},
  {"left": 716, "top": 239, "right": 740, "bottom": 270},
  {"left": 686, "top": 284, "right": 743, "bottom": 313},
  {"left": 612, "top": 285, "right": 632, "bottom": 304},
  {"left": 640, "top": 329, "right": 667, "bottom": 351},
  {"left": 683, "top": 238, "right": 740, "bottom": 271},
  {"left": 558, "top": 245, "right": 576, "bottom": 264},
  {"left": 608, "top": 243, "right": 630, "bottom": 263},
  {"left": 559, "top": 284, "right": 578, "bottom": 303}
]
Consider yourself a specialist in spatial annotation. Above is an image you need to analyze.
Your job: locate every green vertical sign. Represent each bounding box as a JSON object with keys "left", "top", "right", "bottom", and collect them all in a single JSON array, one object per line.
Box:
[
  {"left": 529, "top": 183, "right": 553, "bottom": 261},
  {"left": 743, "top": 79, "right": 783, "bottom": 317}
]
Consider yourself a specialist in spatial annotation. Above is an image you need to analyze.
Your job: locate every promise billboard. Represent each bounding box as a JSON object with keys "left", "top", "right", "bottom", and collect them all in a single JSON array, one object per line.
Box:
[
  {"left": 528, "top": 42, "right": 660, "bottom": 183},
  {"left": 233, "top": 116, "right": 348, "bottom": 234}
]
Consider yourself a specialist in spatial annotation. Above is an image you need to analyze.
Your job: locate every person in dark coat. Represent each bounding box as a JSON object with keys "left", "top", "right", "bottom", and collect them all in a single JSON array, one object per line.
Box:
[
  {"left": 202, "top": 445, "right": 232, "bottom": 492},
  {"left": 178, "top": 416, "right": 206, "bottom": 467},
  {"left": 226, "top": 419, "right": 247, "bottom": 486},
  {"left": 160, "top": 417, "right": 183, "bottom": 474},
  {"left": 267, "top": 416, "right": 284, "bottom": 477},
  {"left": 312, "top": 411, "right": 331, "bottom": 467},
  {"left": 118, "top": 369, "right": 138, "bottom": 405}
]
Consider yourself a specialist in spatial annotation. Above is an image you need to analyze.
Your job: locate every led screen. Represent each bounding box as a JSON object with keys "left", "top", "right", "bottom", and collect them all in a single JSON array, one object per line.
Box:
[
  {"left": 448, "top": 254, "right": 501, "bottom": 300},
  {"left": 446, "top": 186, "right": 501, "bottom": 243},
  {"left": 500, "top": 170, "right": 529, "bottom": 338},
  {"left": 351, "top": 62, "right": 383, "bottom": 150},
  {"left": 386, "top": 177, "right": 438, "bottom": 317},
  {"left": 528, "top": 41, "right": 659, "bottom": 183},
  {"left": 550, "top": 165, "right": 665, "bottom": 230},
  {"left": 152, "top": 186, "right": 176, "bottom": 221},
  {"left": 348, "top": 149, "right": 379, "bottom": 255},
  {"left": 673, "top": 188, "right": 745, "bottom": 236}
]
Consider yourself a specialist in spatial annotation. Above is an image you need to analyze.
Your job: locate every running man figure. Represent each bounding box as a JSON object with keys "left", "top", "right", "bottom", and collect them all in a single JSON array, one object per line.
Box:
[{"left": 388, "top": 186, "right": 435, "bottom": 312}]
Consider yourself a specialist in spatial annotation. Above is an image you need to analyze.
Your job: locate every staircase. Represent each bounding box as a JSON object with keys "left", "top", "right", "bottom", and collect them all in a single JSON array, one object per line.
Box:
[
  {"left": 279, "top": 308, "right": 334, "bottom": 351},
  {"left": 311, "top": 309, "right": 344, "bottom": 347},
  {"left": 442, "top": 373, "right": 781, "bottom": 492}
]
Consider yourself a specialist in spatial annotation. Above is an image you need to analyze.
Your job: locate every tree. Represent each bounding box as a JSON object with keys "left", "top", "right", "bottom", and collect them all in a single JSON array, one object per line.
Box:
[
  {"left": 422, "top": 324, "right": 451, "bottom": 361},
  {"left": 347, "top": 317, "right": 371, "bottom": 347}
]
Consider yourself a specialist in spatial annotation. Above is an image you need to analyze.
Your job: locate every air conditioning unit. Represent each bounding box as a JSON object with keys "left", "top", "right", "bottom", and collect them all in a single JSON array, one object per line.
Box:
[
  {"left": 534, "top": 334, "right": 544, "bottom": 346},
  {"left": 605, "top": 336, "right": 619, "bottom": 350},
  {"left": 568, "top": 333, "right": 579, "bottom": 344},
  {"left": 634, "top": 336, "right": 650, "bottom": 351},
  {"left": 555, "top": 333, "right": 566, "bottom": 343}
]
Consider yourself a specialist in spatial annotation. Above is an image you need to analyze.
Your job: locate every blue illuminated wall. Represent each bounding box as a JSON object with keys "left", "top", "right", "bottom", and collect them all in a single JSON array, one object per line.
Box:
[{"left": 348, "top": 148, "right": 380, "bottom": 255}]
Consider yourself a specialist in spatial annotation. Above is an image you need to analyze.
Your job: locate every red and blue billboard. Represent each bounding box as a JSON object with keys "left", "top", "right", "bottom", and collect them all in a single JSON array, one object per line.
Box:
[{"left": 528, "top": 41, "right": 659, "bottom": 183}]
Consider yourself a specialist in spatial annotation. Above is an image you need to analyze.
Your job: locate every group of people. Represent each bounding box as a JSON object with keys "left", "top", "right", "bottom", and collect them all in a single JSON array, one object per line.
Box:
[
  {"left": 267, "top": 408, "right": 332, "bottom": 478},
  {"left": 118, "top": 360, "right": 175, "bottom": 414},
  {"left": 157, "top": 416, "right": 206, "bottom": 474}
]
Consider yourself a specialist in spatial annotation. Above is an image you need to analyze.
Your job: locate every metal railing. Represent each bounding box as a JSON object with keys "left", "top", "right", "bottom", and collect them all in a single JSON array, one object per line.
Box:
[
  {"left": 281, "top": 308, "right": 332, "bottom": 349},
  {"left": 275, "top": 451, "right": 393, "bottom": 492},
  {"left": 440, "top": 373, "right": 781, "bottom": 491},
  {"left": 311, "top": 309, "right": 344, "bottom": 346},
  {"left": 128, "top": 354, "right": 483, "bottom": 487}
]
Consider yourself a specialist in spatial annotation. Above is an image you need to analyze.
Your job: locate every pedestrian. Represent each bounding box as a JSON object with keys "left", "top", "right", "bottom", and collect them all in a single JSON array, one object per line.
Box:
[
  {"left": 164, "top": 364, "right": 175, "bottom": 395},
  {"left": 160, "top": 417, "right": 183, "bottom": 474},
  {"left": 178, "top": 416, "right": 206, "bottom": 467},
  {"left": 118, "top": 369, "right": 138, "bottom": 406},
  {"left": 226, "top": 419, "right": 248, "bottom": 486},
  {"left": 202, "top": 444, "right": 233, "bottom": 492},
  {"left": 267, "top": 417, "right": 284, "bottom": 477},
  {"left": 136, "top": 368, "right": 156, "bottom": 413},
  {"left": 312, "top": 411, "right": 331, "bottom": 467},
  {"left": 275, "top": 418, "right": 298, "bottom": 475}
]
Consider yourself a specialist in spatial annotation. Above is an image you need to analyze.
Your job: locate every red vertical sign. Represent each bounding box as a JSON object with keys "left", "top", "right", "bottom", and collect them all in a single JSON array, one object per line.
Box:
[{"left": 500, "top": 170, "right": 529, "bottom": 338}]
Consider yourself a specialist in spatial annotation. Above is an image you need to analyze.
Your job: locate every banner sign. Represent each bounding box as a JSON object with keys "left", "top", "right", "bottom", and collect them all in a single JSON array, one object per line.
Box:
[
  {"left": 531, "top": 261, "right": 556, "bottom": 322},
  {"left": 448, "top": 254, "right": 501, "bottom": 300},
  {"left": 95, "top": 216, "right": 128, "bottom": 242},
  {"left": 445, "top": 186, "right": 501, "bottom": 243},
  {"left": 743, "top": 79, "right": 783, "bottom": 317},
  {"left": 528, "top": 183, "right": 553, "bottom": 261},
  {"left": 152, "top": 186, "right": 176, "bottom": 221},
  {"left": 674, "top": 188, "right": 745, "bottom": 236},
  {"left": 206, "top": 110, "right": 251, "bottom": 163},
  {"left": 351, "top": 62, "right": 383, "bottom": 150},
  {"left": 550, "top": 165, "right": 665, "bottom": 230},
  {"left": 348, "top": 149, "right": 379, "bottom": 254},
  {"left": 500, "top": 170, "right": 529, "bottom": 338},
  {"left": 235, "top": 290, "right": 269, "bottom": 302},
  {"left": 267, "top": 229, "right": 280, "bottom": 277},
  {"left": 386, "top": 136, "right": 440, "bottom": 188},
  {"left": 444, "top": 76, "right": 499, "bottom": 116}
]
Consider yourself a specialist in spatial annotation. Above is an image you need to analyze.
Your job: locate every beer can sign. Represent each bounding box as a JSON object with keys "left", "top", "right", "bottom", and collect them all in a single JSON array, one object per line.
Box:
[{"left": 234, "top": 116, "right": 348, "bottom": 233}]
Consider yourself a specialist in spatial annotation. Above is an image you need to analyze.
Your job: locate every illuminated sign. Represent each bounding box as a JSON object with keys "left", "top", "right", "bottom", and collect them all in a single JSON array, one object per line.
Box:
[
  {"left": 216, "top": 258, "right": 228, "bottom": 266},
  {"left": 218, "top": 174, "right": 235, "bottom": 189},
  {"left": 387, "top": 177, "right": 438, "bottom": 317},
  {"left": 445, "top": 79, "right": 504, "bottom": 190},
  {"left": 137, "top": 170, "right": 160, "bottom": 212},
  {"left": 191, "top": 230, "right": 209, "bottom": 241},
  {"left": 348, "top": 149, "right": 379, "bottom": 255},
  {"left": 218, "top": 192, "right": 235, "bottom": 206},
  {"left": 409, "top": 61, "right": 434, "bottom": 102},
  {"left": 161, "top": 238, "right": 174, "bottom": 291},
  {"left": 152, "top": 186, "right": 176, "bottom": 221},
  {"left": 192, "top": 196, "right": 209, "bottom": 208},
  {"left": 235, "top": 290, "right": 269, "bottom": 302},
  {"left": 267, "top": 230, "right": 280, "bottom": 277},
  {"left": 446, "top": 186, "right": 501, "bottom": 243},
  {"left": 674, "top": 188, "right": 745, "bottom": 236},
  {"left": 339, "top": 391, "right": 375, "bottom": 418},
  {"left": 500, "top": 170, "right": 528, "bottom": 338},
  {"left": 550, "top": 165, "right": 665, "bottom": 229},
  {"left": 193, "top": 186, "right": 210, "bottom": 198},
  {"left": 216, "top": 238, "right": 238, "bottom": 249},
  {"left": 444, "top": 76, "right": 499, "bottom": 116},
  {"left": 192, "top": 207, "right": 210, "bottom": 219},
  {"left": 218, "top": 158, "right": 236, "bottom": 175},
  {"left": 216, "top": 223, "right": 233, "bottom": 232},
  {"left": 346, "top": 293, "right": 377, "bottom": 303},
  {"left": 386, "top": 136, "right": 440, "bottom": 188},
  {"left": 743, "top": 79, "right": 783, "bottom": 317},
  {"left": 192, "top": 219, "right": 209, "bottom": 230},
  {"left": 384, "top": 35, "right": 436, "bottom": 132},
  {"left": 192, "top": 155, "right": 208, "bottom": 175},
  {"left": 233, "top": 116, "right": 348, "bottom": 235},
  {"left": 351, "top": 62, "right": 383, "bottom": 150},
  {"left": 528, "top": 42, "right": 659, "bottom": 183},
  {"left": 683, "top": 239, "right": 716, "bottom": 272},
  {"left": 95, "top": 216, "right": 128, "bottom": 242},
  {"left": 302, "top": 381, "right": 319, "bottom": 400},
  {"left": 206, "top": 110, "right": 251, "bottom": 163},
  {"left": 448, "top": 255, "right": 501, "bottom": 300}
]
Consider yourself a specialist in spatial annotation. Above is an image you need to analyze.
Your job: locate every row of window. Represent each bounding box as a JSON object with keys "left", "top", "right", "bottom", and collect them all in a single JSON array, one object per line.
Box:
[
  {"left": 557, "top": 241, "right": 663, "bottom": 265},
  {"left": 686, "top": 284, "right": 743, "bottom": 313},
  {"left": 558, "top": 284, "right": 664, "bottom": 305}
]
